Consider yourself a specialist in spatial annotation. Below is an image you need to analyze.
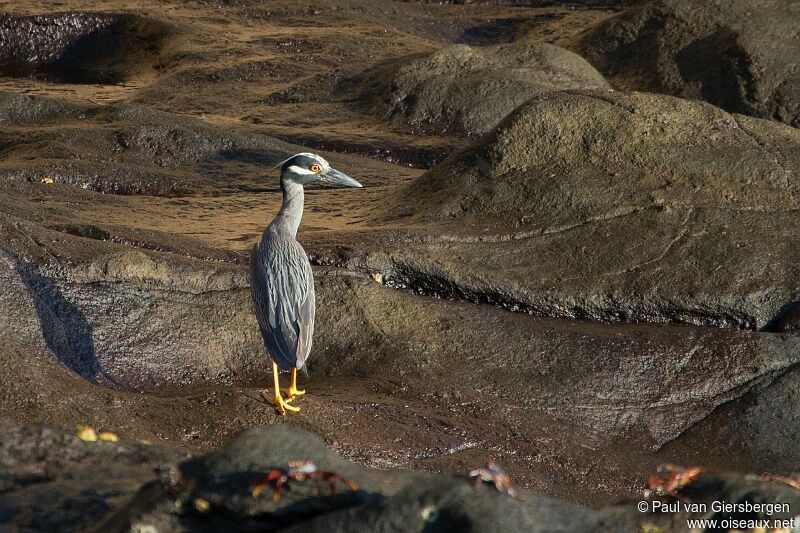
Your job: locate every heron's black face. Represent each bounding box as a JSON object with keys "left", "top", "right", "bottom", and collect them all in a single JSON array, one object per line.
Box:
[{"left": 280, "top": 153, "right": 362, "bottom": 188}]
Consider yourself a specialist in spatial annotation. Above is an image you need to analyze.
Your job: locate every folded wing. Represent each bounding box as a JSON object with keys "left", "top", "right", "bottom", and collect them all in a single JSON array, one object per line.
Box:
[{"left": 250, "top": 234, "right": 315, "bottom": 370}]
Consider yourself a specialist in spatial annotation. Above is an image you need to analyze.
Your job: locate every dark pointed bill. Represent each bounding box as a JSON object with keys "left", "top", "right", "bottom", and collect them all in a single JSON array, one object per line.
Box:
[{"left": 320, "top": 167, "right": 362, "bottom": 188}]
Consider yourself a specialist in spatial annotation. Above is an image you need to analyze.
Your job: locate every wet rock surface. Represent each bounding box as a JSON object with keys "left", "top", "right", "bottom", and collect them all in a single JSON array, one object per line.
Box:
[
  {"left": 582, "top": 0, "right": 800, "bottom": 128},
  {"left": 351, "top": 41, "right": 608, "bottom": 137},
  {"left": 0, "top": 91, "right": 302, "bottom": 195},
  {"left": 1, "top": 0, "right": 799, "bottom": 530},
  {"left": 0, "top": 12, "right": 167, "bottom": 84},
  {"left": 0, "top": 90, "right": 413, "bottom": 195}
]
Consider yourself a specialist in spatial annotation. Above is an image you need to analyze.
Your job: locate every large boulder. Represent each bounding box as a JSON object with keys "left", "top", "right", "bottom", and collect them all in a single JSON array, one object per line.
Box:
[
  {"left": 338, "top": 89, "right": 800, "bottom": 330},
  {"left": 353, "top": 42, "right": 608, "bottom": 138},
  {"left": 581, "top": 0, "right": 800, "bottom": 128}
]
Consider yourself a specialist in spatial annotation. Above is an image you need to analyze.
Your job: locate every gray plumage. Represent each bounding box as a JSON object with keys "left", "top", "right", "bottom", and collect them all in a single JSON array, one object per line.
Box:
[
  {"left": 251, "top": 230, "right": 315, "bottom": 370},
  {"left": 250, "top": 153, "right": 361, "bottom": 371}
]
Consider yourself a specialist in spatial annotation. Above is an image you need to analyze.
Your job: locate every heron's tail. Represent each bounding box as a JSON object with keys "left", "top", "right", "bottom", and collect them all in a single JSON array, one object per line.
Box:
[{"left": 298, "top": 363, "right": 309, "bottom": 378}]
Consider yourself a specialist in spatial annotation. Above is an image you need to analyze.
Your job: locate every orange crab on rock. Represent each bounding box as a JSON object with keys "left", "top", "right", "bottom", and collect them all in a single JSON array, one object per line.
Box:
[
  {"left": 251, "top": 460, "right": 359, "bottom": 502},
  {"left": 645, "top": 464, "right": 704, "bottom": 499},
  {"left": 469, "top": 459, "right": 525, "bottom": 501}
]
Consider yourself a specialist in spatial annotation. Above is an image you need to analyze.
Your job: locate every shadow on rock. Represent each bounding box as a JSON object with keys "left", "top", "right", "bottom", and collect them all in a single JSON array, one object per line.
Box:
[
  {"left": 581, "top": 0, "right": 800, "bottom": 128},
  {"left": 7, "top": 250, "right": 104, "bottom": 383}
]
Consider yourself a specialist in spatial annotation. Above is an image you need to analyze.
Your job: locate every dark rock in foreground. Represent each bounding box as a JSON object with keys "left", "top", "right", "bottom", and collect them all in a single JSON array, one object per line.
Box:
[
  {"left": 0, "top": 420, "right": 184, "bottom": 531},
  {"left": 354, "top": 42, "right": 608, "bottom": 138},
  {"left": 582, "top": 0, "right": 800, "bottom": 128},
  {"left": 102, "top": 425, "right": 436, "bottom": 531},
  {"left": 3, "top": 423, "right": 798, "bottom": 532},
  {"left": 285, "top": 477, "right": 600, "bottom": 533}
]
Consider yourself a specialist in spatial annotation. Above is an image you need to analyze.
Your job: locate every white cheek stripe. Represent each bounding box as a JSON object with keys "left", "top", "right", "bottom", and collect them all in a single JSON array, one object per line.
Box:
[{"left": 288, "top": 165, "right": 317, "bottom": 175}]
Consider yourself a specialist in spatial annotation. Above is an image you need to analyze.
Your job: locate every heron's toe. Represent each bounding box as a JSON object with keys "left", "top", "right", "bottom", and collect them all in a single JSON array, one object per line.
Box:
[
  {"left": 283, "top": 387, "right": 306, "bottom": 400},
  {"left": 280, "top": 401, "right": 300, "bottom": 413},
  {"left": 262, "top": 391, "right": 299, "bottom": 415}
]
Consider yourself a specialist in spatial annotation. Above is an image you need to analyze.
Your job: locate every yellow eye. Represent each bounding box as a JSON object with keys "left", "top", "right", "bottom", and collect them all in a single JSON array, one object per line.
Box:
[{"left": 310, "top": 164, "right": 321, "bottom": 172}]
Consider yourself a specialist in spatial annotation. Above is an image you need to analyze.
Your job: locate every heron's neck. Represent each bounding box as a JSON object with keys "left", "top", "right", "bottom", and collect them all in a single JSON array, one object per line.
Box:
[{"left": 271, "top": 179, "right": 304, "bottom": 237}]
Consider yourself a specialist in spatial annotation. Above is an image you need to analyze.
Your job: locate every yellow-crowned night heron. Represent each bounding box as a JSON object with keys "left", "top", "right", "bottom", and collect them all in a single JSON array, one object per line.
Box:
[{"left": 251, "top": 153, "right": 362, "bottom": 415}]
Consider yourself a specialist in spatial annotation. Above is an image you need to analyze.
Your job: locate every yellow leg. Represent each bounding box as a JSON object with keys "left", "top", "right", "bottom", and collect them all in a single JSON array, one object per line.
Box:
[
  {"left": 263, "top": 361, "right": 298, "bottom": 415},
  {"left": 283, "top": 368, "right": 306, "bottom": 401}
]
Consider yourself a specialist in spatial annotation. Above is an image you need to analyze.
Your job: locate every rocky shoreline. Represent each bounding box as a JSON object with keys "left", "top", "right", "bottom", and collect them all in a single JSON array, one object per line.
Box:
[{"left": 1, "top": 0, "right": 799, "bottom": 531}]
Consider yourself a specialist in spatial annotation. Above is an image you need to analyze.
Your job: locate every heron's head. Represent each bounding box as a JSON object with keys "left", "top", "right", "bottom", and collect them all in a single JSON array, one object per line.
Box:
[{"left": 279, "top": 153, "right": 362, "bottom": 188}]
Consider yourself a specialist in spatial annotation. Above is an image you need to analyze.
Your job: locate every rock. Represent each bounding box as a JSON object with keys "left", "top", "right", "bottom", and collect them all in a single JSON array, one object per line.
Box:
[
  {"left": 1, "top": 81, "right": 799, "bottom": 507},
  {"left": 2, "top": 204, "right": 799, "bottom": 506},
  {"left": 4, "top": 423, "right": 798, "bottom": 532},
  {"left": 0, "top": 91, "right": 406, "bottom": 195},
  {"left": 1, "top": 157, "right": 799, "bottom": 505},
  {"left": 0, "top": 90, "right": 84, "bottom": 123},
  {"left": 695, "top": 363, "right": 800, "bottom": 463},
  {"left": 1, "top": 0, "right": 799, "bottom": 515},
  {"left": 771, "top": 303, "right": 800, "bottom": 333},
  {"left": 100, "top": 425, "right": 604, "bottom": 532},
  {"left": 0, "top": 92, "right": 300, "bottom": 195},
  {"left": 343, "top": 89, "right": 800, "bottom": 330},
  {"left": 1, "top": 198, "right": 797, "bottom": 443},
  {"left": 0, "top": 214, "right": 261, "bottom": 390},
  {"left": 0, "top": 420, "right": 183, "bottom": 532},
  {"left": 581, "top": 0, "right": 800, "bottom": 128},
  {"left": 352, "top": 42, "right": 608, "bottom": 138},
  {"left": 101, "top": 425, "right": 430, "bottom": 531},
  {"left": 292, "top": 470, "right": 800, "bottom": 532},
  {"left": 0, "top": 13, "right": 168, "bottom": 84},
  {"left": 283, "top": 477, "right": 601, "bottom": 533}
]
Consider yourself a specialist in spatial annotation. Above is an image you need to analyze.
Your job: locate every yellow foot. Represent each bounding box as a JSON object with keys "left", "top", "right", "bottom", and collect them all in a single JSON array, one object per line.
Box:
[
  {"left": 283, "top": 386, "right": 306, "bottom": 402},
  {"left": 261, "top": 391, "right": 299, "bottom": 416}
]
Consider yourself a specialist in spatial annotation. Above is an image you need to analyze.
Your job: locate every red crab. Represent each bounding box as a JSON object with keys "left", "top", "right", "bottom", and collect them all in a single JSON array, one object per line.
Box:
[
  {"left": 645, "top": 464, "right": 704, "bottom": 498},
  {"left": 469, "top": 460, "right": 524, "bottom": 500},
  {"left": 251, "top": 460, "right": 359, "bottom": 502}
]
